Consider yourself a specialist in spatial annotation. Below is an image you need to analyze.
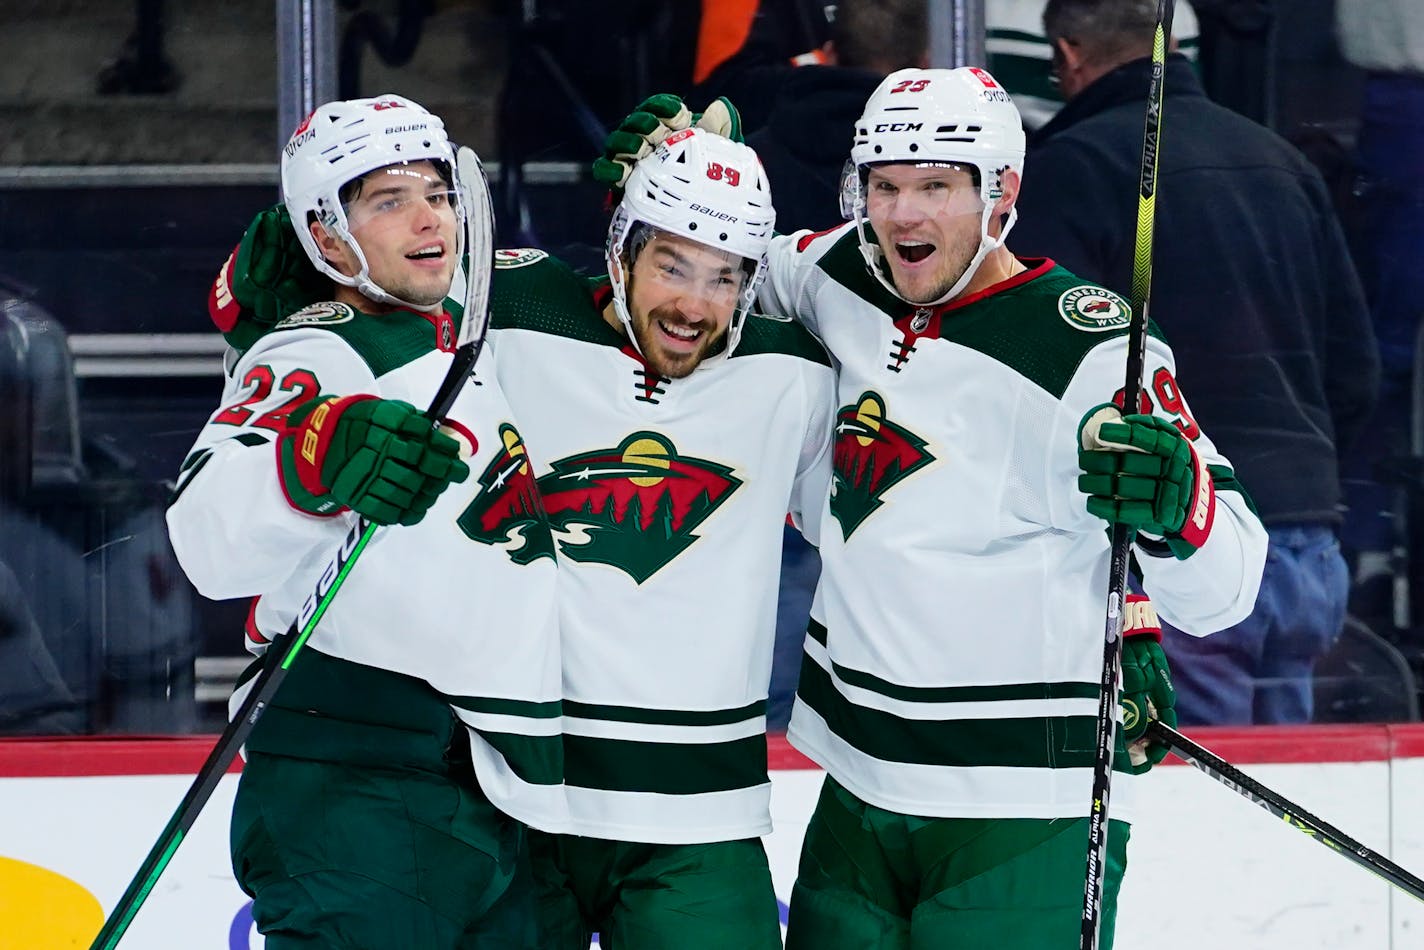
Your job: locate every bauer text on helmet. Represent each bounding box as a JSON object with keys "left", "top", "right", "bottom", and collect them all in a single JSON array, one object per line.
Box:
[
  {"left": 844, "top": 67, "right": 1026, "bottom": 305},
  {"left": 281, "top": 94, "right": 467, "bottom": 312},
  {"left": 605, "top": 128, "right": 775, "bottom": 376}
]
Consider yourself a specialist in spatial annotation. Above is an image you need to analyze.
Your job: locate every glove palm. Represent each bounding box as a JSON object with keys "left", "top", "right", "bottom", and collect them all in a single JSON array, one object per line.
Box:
[{"left": 592, "top": 95, "right": 743, "bottom": 191}]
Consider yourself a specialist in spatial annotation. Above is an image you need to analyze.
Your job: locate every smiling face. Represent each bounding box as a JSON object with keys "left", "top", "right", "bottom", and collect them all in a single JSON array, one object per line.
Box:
[
  {"left": 312, "top": 159, "right": 458, "bottom": 311},
  {"left": 864, "top": 162, "right": 992, "bottom": 305},
  {"left": 620, "top": 230, "right": 749, "bottom": 379}
]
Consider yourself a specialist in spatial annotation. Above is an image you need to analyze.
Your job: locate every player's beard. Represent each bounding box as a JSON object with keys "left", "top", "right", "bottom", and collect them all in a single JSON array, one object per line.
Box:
[{"left": 633, "top": 302, "right": 726, "bottom": 379}]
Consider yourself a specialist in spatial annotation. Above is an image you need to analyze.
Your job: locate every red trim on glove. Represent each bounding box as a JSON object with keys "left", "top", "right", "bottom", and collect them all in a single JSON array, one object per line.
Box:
[
  {"left": 1123, "top": 593, "right": 1163, "bottom": 641},
  {"left": 285, "top": 394, "right": 376, "bottom": 496},
  {"left": 439, "top": 418, "right": 479, "bottom": 458},
  {"left": 1176, "top": 438, "right": 1216, "bottom": 550},
  {"left": 209, "top": 244, "right": 241, "bottom": 332}
]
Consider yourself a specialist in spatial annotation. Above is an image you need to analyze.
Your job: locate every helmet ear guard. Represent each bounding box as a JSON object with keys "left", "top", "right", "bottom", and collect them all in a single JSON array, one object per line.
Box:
[
  {"left": 280, "top": 94, "right": 465, "bottom": 310},
  {"left": 605, "top": 127, "right": 775, "bottom": 363}
]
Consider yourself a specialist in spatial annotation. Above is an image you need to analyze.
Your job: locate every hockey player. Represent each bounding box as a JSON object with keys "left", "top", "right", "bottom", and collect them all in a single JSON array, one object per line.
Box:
[
  {"left": 596, "top": 67, "right": 1267, "bottom": 949},
  {"left": 167, "top": 95, "right": 565, "bottom": 947},
  {"left": 204, "top": 125, "right": 835, "bottom": 947},
  {"left": 487, "top": 127, "right": 834, "bottom": 948}
]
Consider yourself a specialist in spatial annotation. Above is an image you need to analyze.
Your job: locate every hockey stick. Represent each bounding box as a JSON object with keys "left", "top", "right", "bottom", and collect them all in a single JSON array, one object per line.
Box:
[
  {"left": 1080, "top": 3, "right": 1175, "bottom": 949},
  {"left": 88, "top": 146, "right": 495, "bottom": 950},
  {"left": 1148, "top": 721, "right": 1424, "bottom": 902}
]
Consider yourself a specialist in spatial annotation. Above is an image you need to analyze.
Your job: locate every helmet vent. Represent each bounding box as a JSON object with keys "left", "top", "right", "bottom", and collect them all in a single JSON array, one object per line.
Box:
[{"left": 936, "top": 125, "right": 959, "bottom": 133}]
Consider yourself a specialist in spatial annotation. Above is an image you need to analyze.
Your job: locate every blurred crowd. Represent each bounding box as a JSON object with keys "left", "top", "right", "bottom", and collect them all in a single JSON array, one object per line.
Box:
[{"left": 2, "top": 0, "right": 1422, "bottom": 736}]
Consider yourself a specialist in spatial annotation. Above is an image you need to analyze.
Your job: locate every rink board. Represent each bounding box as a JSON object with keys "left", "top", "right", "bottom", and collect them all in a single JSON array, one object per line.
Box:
[{"left": 2, "top": 726, "right": 1421, "bottom": 948}]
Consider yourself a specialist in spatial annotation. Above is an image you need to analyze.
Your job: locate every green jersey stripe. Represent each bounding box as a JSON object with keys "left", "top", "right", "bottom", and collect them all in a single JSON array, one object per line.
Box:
[
  {"left": 475, "top": 729, "right": 564, "bottom": 786},
  {"left": 807, "top": 621, "right": 1099, "bottom": 703},
  {"left": 565, "top": 732, "right": 768, "bottom": 794},
  {"left": 798, "top": 655, "right": 1132, "bottom": 771},
  {"left": 564, "top": 699, "right": 765, "bottom": 727},
  {"left": 446, "top": 694, "right": 563, "bottom": 719}
]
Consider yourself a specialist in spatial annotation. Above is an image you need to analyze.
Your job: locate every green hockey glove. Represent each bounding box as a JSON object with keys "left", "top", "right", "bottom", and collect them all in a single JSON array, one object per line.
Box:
[
  {"left": 1120, "top": 593, "right": 1177, "bottom": 774},
  {"left": 1078, "top": 403, "right": 1216, "bottom": 558},
  {"left": 210, "top": 203, "right": 327, "bottom": 352},
  {"left": 592, "top": 95, "right": 744, "bottom": 191},
  {"left": 278, "top": 395, "right": 470, "bottom": 526}
]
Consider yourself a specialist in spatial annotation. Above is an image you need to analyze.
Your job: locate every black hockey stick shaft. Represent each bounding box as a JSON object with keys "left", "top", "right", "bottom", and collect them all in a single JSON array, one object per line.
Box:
[
  {"left": 1081, "top": 3, "right": 1175, "bottom": 948},
  {"left": 1149, "top": 721, "right": 1424, "bottom": 902},
  {"left": 89, "top": 148, "right": 495, "bottom": 950}
]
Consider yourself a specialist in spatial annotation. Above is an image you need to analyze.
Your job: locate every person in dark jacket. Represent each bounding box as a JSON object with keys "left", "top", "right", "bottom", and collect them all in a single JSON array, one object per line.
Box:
[{"left": 1012, "top": 0, "right": 1380, "bottom": 725}]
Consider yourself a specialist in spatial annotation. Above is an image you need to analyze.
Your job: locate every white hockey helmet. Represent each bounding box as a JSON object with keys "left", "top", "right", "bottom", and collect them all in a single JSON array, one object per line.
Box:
[
  {"left": 607, "top": 127, "right": 775, "bottom": 362},
  {"left": 844, "top": 67, "right": 1027, "bottom": 304},
  {"left": 281, "top": 94, "right": 464, "bottom": 309}
]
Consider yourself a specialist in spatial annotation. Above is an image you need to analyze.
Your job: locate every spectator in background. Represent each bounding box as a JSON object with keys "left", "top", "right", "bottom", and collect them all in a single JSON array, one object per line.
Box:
[
  {"left": 987, "top": 0, "right": 1198, "bottom": 131},
  {"left": 1334, "top": 0, "right": 1424, "bottom": 592},
  {"left": 1337, "top": 1, "right": 1424, "bottom": 395},
  {"left": 748, "top": 0, "right": 928, "bottom": 234},
  {"left": 693, "top": 0, "right": 835, "bottom": 132},
  {"left": 1013, "top": 0, "right": 1379, "bottom": 725}
]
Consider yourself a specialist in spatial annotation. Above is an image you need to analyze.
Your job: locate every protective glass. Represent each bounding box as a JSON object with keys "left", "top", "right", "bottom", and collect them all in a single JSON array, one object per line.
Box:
[
  {"left": 342, "top": 163, "right": 458, "bottom": 231},
  {"left": 862, "top": 163, "right": 986, "bottom": 219},
  {"left": 629, "top": 228, "right": 753, "bottom": 307}
]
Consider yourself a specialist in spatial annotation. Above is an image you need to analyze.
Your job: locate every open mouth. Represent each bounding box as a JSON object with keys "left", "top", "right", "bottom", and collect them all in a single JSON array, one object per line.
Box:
[
  {"left": 896, "top": 241, "right": 935, "bottom": 264},
  {"left": 657, "top": 319, "right": 702, "bottom": 347},
  {"left": 405, "top": 244, "right": 445, "bottom": 262}
]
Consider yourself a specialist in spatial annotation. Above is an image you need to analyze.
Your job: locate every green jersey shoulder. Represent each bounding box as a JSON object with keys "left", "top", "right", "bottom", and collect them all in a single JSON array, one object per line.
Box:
[
  {"left": 272, "top": 301, "right": 449, "bottom": 378},
  {"left": 734, "top": 312, "right": 832, "bottom": 367},
  {"left": 490, "top": 249, "right": 623, "bottom": 348}
]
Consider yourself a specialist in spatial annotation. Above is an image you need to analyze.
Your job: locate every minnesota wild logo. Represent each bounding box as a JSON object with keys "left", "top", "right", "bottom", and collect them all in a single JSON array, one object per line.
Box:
[
  {"left": 457, "top": 423, "right": 555, "bottom": 564},
  {"left": 537, "top": 432, "right": 741, "bottom": 583},
  {"left": 831, "top": 392, "right": 934, "bottom": 540}
]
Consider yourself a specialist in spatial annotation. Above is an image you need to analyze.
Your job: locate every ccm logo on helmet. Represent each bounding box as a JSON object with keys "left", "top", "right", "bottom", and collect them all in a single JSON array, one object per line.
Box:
[
  {"left": 874, "top": 122, "right": 923, "bottom": 132},
  {"left": 690, "top": 204, "right": 739, "bottom": 222}
]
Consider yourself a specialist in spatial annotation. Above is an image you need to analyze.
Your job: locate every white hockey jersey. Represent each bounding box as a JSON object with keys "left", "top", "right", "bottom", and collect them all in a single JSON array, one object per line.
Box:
[
  {"left": 487, "top": 249, "right": 836, "bottom": 843},
  {"left": 166, "top": 301, "right": 567, "bottom": 833},
  {"left": 761, "top": 225, "right": 1267, "bottom": 822}
]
